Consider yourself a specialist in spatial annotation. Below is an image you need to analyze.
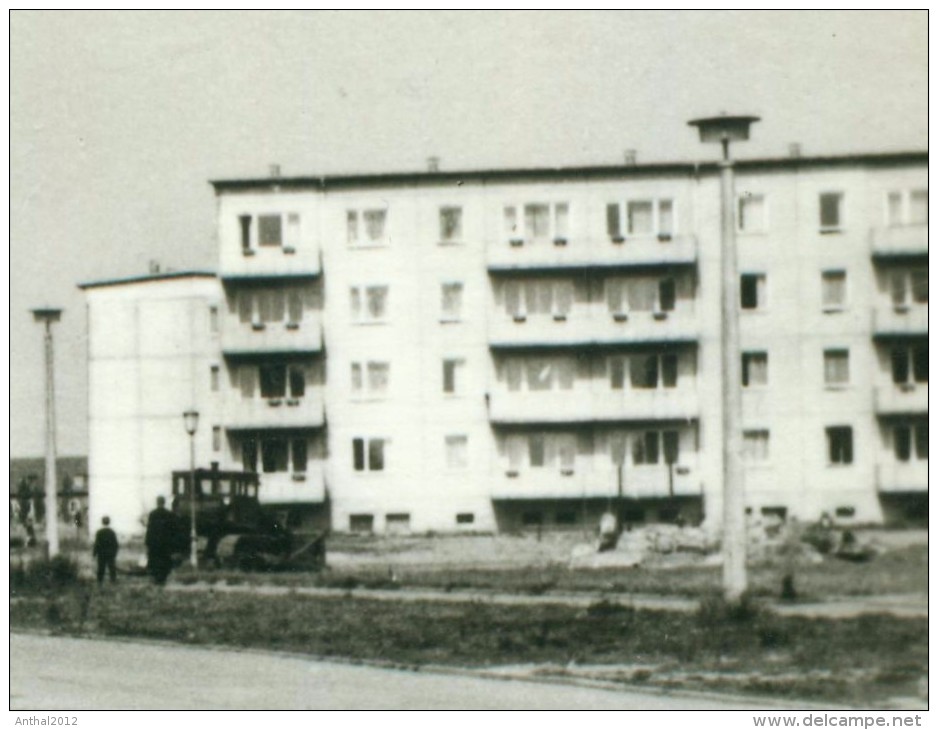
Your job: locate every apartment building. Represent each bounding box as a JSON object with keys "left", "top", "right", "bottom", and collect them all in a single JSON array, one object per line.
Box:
[{"left": 82, "top": 150, "right": 927, "bottom": 537}]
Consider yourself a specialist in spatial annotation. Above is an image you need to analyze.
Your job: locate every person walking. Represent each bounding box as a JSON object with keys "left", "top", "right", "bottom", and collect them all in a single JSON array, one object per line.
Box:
[
  {"left": 145, "top": 496, "right": 177, "bottom": 586},
  {"left": 92, "top": 516, "right": 119, "bottom": 585}
]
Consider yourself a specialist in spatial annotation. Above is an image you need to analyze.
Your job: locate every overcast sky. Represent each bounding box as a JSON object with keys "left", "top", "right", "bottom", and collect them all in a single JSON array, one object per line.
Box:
[{"left": 10, "top": 10, "right": 927, "bottom": 457}]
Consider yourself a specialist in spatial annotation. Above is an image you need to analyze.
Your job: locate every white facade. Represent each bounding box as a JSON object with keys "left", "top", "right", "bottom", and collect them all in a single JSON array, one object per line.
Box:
[{"left": 83, "top": 151, "right": 927, "bottom": 536}]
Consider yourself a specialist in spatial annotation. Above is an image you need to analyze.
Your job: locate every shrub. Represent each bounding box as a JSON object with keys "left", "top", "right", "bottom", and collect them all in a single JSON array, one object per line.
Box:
[
  {"left": 11, "top": 555, "right": 81, "bottom": 594},
  {"left": 697, "top": 591, "right": 768, "bottom": 625}
]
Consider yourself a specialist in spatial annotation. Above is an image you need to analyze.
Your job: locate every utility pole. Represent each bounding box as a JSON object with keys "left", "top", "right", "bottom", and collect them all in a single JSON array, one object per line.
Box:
[
  {"left": 688, "top": 114, "right": 760, "bottom": 601},
  {"left": 32, "top": 308, "right": 63, "bottom": 558}
]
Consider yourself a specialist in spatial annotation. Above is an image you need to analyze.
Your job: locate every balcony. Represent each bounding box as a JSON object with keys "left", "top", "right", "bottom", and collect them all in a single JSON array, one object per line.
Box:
[
  {"left": 486, "top": 235, "right": 697, "bottom": 272},
  {"left": 225, "top": 393, "right": 325, "bottom": 430},
  {"left": 220, "top": 245, "right": 321, "bottom": 280},
  {"left": 488, "top": 387, "right": 699, "bottom": 425},
  {"left": 491, "top": 460, "right": 701, "bottom": 500},
  {"left": 257, "top": 463, "right": 326, "bottom": 503},
  {"left": 874, "top": 384, "right": 928, "bottom": 415},
  {"left": 870, "top": 226, "right": 927, "bottom": 259},
  {"left": 871, "top": 306, "right": 928, "bottom": 337},
  {"left": 222, "top": 317, "right": 323, "bottom": 356},
  {"left": 488, "top": 308, "right": 698, "bottom": 349},
  {"left": 875, "top": 461, "right": 927, "bottom": 494}
]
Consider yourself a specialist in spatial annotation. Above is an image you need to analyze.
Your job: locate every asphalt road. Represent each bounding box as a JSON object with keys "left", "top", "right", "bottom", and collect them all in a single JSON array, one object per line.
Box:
[{"left": 12, "top": 633, "right": 770, "bottom": 710}]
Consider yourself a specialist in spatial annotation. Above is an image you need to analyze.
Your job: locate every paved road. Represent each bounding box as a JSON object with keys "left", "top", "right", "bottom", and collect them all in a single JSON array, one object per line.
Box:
[{"left": 12, "top": 633, "right": 772, "bottom": 710}]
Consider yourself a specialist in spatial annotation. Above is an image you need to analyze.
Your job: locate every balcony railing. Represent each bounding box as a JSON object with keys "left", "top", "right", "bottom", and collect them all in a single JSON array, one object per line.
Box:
[
  {"left": 874, "top": 384, "right": 928, "bottom": 415},
  {"left": 870, "top": 226, "right": 927, "bottom": 259},
  {"left": 487, "top": 235, "right": 697, "bottom": 272},
  {"left": 488, "top": 387, "right": 699, "bottom": 424},
  {"left": 220, "top": 245, "right": 322, "bottom": 280},
  {"left": 257, "top": 462, "right": 326, "bottom": 503},
  {"left": 488, "top": 308, "right": 698, "bottom": 348},
  {"left": 875, "top": 461, "right": 927, "bottom": 493},
  {"left": 871, "top": 306, "right": 928, "bottom": 337},
  {"left": 225, "top": 393, "right": 325, "bottom": 430},
  {"left": 221, "top": 317, "right": 324, "bottom": 355},
  {"left": 490, "top": 459, "right": 701, "bottom": 499}
]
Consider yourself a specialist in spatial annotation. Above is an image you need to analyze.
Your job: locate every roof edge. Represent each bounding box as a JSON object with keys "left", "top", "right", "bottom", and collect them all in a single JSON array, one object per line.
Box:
[{"left": 78, "top": 270, "right": 217, "bottom": 291}]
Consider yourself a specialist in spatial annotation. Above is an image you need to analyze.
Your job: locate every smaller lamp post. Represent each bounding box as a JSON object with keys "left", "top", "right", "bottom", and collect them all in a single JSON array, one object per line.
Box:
[
  {"left": 183, "top": 409, "right": 200, "bottom": 569},
  {"left": 32, "top": 307, "right": 63, "bottom": 558}
]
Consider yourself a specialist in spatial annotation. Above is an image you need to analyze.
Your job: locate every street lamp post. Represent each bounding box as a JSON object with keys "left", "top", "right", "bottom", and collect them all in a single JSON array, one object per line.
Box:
[
  {"left": 183, "top": 410, "right": 200, "bottom": 569},
  {"left": 688, "top": 114, "right": 760, "bottom": 602},
  {"left": 32, "top": 308, "right": 63, "bottom": 558}
]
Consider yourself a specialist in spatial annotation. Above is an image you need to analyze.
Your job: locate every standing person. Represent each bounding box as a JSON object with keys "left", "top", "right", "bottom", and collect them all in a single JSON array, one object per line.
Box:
[
  {"left": 92, "top": 516, "right": 119, "bottom": 585},
  {"left": 145, "top": 496, "right": 177, "bottom": 586}
]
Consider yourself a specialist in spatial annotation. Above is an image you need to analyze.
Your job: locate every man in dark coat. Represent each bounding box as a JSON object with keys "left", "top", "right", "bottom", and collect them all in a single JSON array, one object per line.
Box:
[
  {"left": 93, "top": 516, "right": 119, "bottom": 584},
  {"left": 145, "top": 496, "right": 177, "bottom": 586}
]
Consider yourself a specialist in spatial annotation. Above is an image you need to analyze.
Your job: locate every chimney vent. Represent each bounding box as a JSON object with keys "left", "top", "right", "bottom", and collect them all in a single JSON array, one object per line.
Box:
[
  {"left": 269, "top": 163, "right": 282, "bottom": 178},
  {"left": 624, "top": 149, "right": 637, "bottom": 166},
  {"left": 427, "top": 156, "right": 440, "bottom": 173},
  {"left": 788, "top": 143, "right": 802, "bottom": 159}
]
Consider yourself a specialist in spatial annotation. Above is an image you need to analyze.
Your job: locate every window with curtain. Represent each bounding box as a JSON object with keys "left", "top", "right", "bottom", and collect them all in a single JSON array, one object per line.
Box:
[
  {"left": 742, "top": 352, "right": 768, "bottom": 387},
  {"left": 285, "top": 213, "right": 300, "bottom": 249},
  {"left": 289, "top": 367, "right": 306, "bottom": 398},
  {"left": 633, "top": 432, "right": 660, "bottom": 465},
  {"left": 627, "top": 201, "right": 653, "bottom": 235},
  {"left": 886, "top": 192, "right": 903, "bottom": 226},
  {"left": 441, "top": 282, "right": 463, "bottom": 321},
  {"left": 743, "top": 430, "right": 770, "bottom": 461},
  {"left": 258, "top": 215, "right": 282, "bottom": 246},
  {"left": 259, "top": 364, "right": 287, "bottom": 398},
  {"left": 554, "top": 204, "right": 569, "bottom": 240},
  {"left": 823, "top": 350, "right": 850, "bottom": 386},
  {"left": 346, "top": 211, "right": 359, "bottom": 244},
  {"left": 819, "top": 192, "right": 844, "bottom": 231},
  {"left": 242, "top": 439, "right": 258, "bottom": 472},
  {"left": 658, "top": 200, "right": 674, "bottom": 235},
  {"left": 661, "top": 354, "right": 678, "bottom": 387},
  {"left": 363, "top": 210, "right": 386, "bottom": 242},
  {"left": 821, "top": 271, "right": 847, "bottom": 309},
  {"left": 445, "top": 435, "right": 468, "bottom": 469},
  {"left": 528, "top": 435, "right": 546, "bottom": 467},
  {"left": 909, "top": 190, "right": 928, "bottom": 224},
  {"left": 261, "top": 438, "right": 289, "bottom": 472},
  {"left": 287, "top": 289, "right": 304, "bottom": 324},
  {"left": 439, "top": 207, "right": 462, "bottom": 242},
  {"left": 606, "top": 204, "right": 621, "bottom": 238},
  {"left": 630, "top": 354, "right": 659, "bottom": 389},
  {"left": 350, "top": 363, "right": 363, "bottom": 393},
  {"left": 504, "top": 206, "right": 519, "bottom": 238},
  {"left": 505, "top": 359, "right": 522, "bottom": 392},
  {"left": 826, "top": 427, "right": 853, "bottom": 464},
  {"left": 367, "top": 362, "right": 389, "bottom": 395},
  {"left": 738, "top": 194, "right": 766, "bottom": 232},
  {"left": 911, "top": 270, "right": 928, "bottom": 303},
  {"left": 628, "top": 279, "right": 658, "bottom": 311},
  {"left": 524, "top": 204, "right": 550, "bottom": 240},
  {"left": 506, "top": 436, "right": 525, "bottom": 470},
  {"left": 366, "top": 286, "right": 388, "bottom": 320},
  {"left": 610, "top": 358, "right": 626, "bottom": 390},
  {"left": 527, "top": 360, "right": 553, "bottom": 391}
]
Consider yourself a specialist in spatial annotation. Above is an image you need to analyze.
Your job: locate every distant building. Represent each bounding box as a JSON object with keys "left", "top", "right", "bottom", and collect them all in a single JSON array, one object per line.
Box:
[
  {"left": 10, "top": 455, "right": 89, "bottom": 530},
  {"left": 81, "top": 150, "right": 927, "bottom": 537}
]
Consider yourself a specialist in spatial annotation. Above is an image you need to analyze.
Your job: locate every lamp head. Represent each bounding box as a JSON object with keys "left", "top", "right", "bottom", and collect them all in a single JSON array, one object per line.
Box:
[
  {"left": 31, "top": 308, "right": 63, "bottom": 324},
  {"left": 183, "top": 410, "right": 199, "bottom": 435},
  {"left": 688, "top": 114, "right": 760, "bottom": 144}
]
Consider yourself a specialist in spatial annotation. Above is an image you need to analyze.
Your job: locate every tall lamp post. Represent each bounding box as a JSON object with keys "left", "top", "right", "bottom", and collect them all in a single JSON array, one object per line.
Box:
[
  {"left": 688, "top": 114, "right": 760, "bottom": 602},
  {"left": 32, "top": 308, "right": 63, "bottom": 558},
  {"left": 183, "top": 409, "right": 200, "bottom": 569}
]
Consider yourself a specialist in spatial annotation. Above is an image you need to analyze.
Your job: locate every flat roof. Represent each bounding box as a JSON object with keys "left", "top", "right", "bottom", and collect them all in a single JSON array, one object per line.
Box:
[
  {"left": 210, "top": 151, "right": 927, "bottom": 194},
  {"left": 77, "top": 270, "right": 217, "bottom": 290}
]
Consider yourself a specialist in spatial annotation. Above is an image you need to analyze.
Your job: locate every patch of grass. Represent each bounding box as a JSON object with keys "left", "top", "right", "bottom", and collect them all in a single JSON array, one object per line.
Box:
[
  {"left": 9, "top": 582, "right": 926, "bottom": 706},
  {"left": 11, "top": 555, "right": 81, "bottom": 595}
]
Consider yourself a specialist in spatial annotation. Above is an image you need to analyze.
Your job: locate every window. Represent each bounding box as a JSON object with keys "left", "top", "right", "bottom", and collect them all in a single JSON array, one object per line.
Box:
[
  {"left": 743, "top": 430, "right": 770, "bottom": 462},
  {"left": 607, "top": 199, "right": 675, "bottom": 239},
  {"left": 741, "top": 352, "right": 768, "bottom": 387},
  {"left": 819, "top": 192, "right": 844, "bottom": 232},
  {"left": 740, "top": 274, "right": 766, "bottom": 310},
  {"left": 261, "top": 438, "right": 289, "bottom": 473},
  {"left": 627, "top": 201, "right": 653, "bottom": 235},
  {"left": 891, "top": 346, "right": 928, "bottom": 384},
  {"left": 658, "top": 279, "right": 676, "bottom": 312},
  {"left": 443, "top": 358, "right": 465, "bottom": 394},
  {"left": 610, "top": 357, "right": 626, "bottom": 390},
  {"left": 291, "top": 438, "right": 308, "bottom": 472},
  {"left": 386, "top": 514, "right": 411, "bottom": 533},
  {"left": 445, "top": 435, "right": 468, "bottom": 469},
  {"left": 288, "top": 366, "right": 305, "bottom": 398},
  {"left": 662, "top": 431, "right": 680, "bottom": 464},
  {"left": 242, "top": 438, "right": 258, "bottom": 472},
  {"left": 353, "top": 438, "right": 385, "bottom": 471},
  {"left": 347, "top": 209, "right": 387, "bottom": 245},
  {"left": 439, "top": 207, "right": 462, "bottom": 243},
  {"left": 285, "top": 213, "right": 300, "bottom": 250},
  {"left": 456, "top": 513, "right": 475, "bottom": 525},
  {"left": 239, "top": 215, "right": 252, "bottom": 251},
  {"left": 367, "top": 362, "right": 389, "bottom": 396},
  {"left": 891, "top": 270, "right": 928, "bottom": 307},
  {"left": 504, "top": 203, "right": 569, "bottom": 243},
  {"left": 349, "top": 514, "right": 374, "bottom": 533},
  {"left": 351, "top": 361, "right": 389, "bottom": 397},
  {"left": 259, "top": 364, "right": 287, "bottom": 399},
  {"left": 441, "top": 282, "right": 463, "bottom": 322},
  {"left": 210, "top": 365, "right": 220, "bottom": 392},
  {"left": 212, "top": 426, "right": 221, "bottom": 453},
  {"left": 823, "top": 349, "right": 850, "bottom": 387},
  {"left": 821, "top": 271, "right": 847, "bottom": 310},
  {"left": 287, "top": 290, "right": 304, "bottom": 325},
  {"left": 528, "top": 435, "right": 546, "bottom": 467},
  {"left": 633, "top": 432, "right": 660, "bottom": 465},
  {"left": 738, "top": 194, "right": 766, "bottom": 232},
  {"left": 503, "top": 280, "right": 574, "bottom": 319},
  {"left": 258, "top": 215, "right": 282, "bottom": 247},
  {"left": 887, "top": 189, "right": 928, "bottom": 226},
  {"left": 351, "top": 285, "right": 389, "bottom": 323},
  {"left": 826, "top": 426, "right": 854, "bottom": 465},
  {"left": 628, "top": 352, "right": 678, "bottom": 388}
]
